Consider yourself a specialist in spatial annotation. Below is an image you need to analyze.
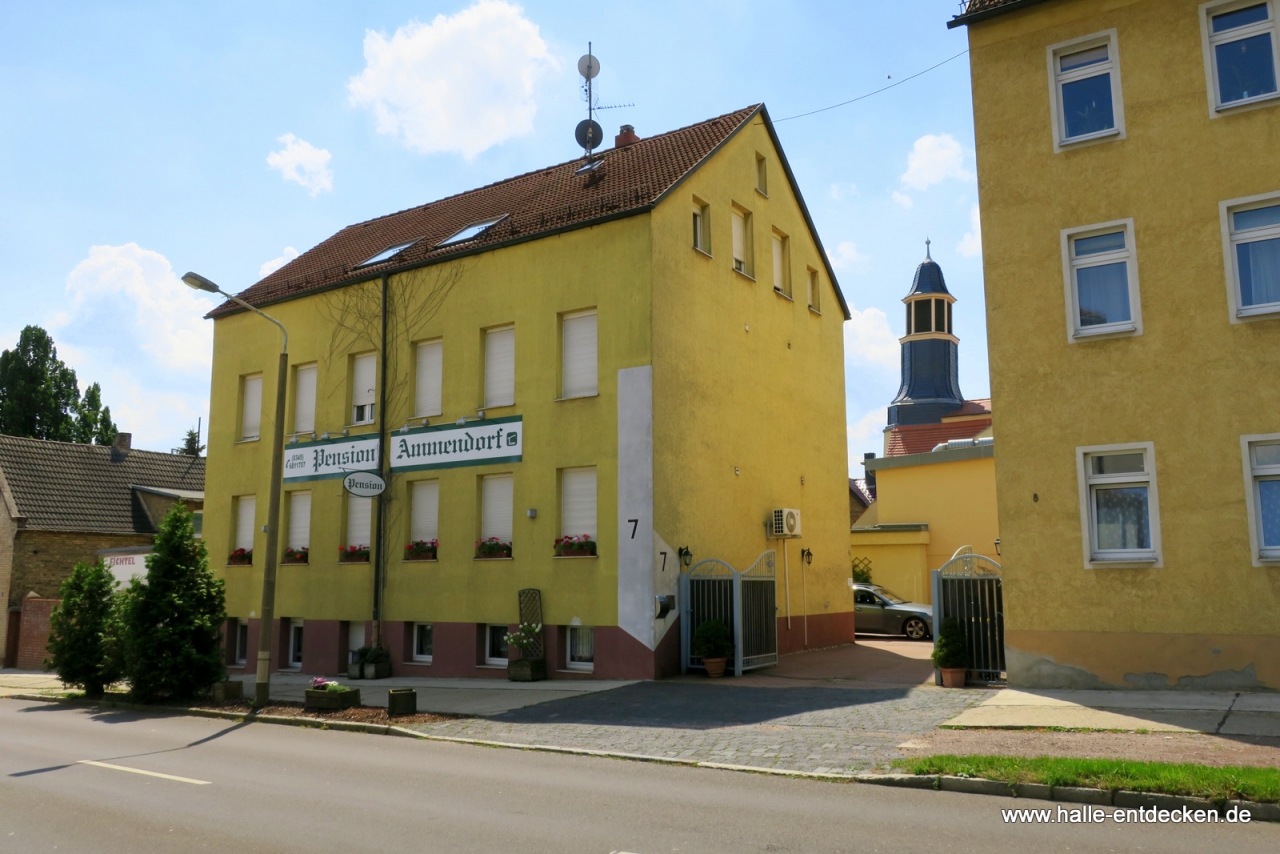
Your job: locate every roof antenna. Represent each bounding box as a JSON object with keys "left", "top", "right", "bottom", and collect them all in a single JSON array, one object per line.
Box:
[
  {"left": 925, "top": 237, "right": 932, "bottom": 260},
  {"left": 575, "top": 43, "right": 603, "bottom": 161}
]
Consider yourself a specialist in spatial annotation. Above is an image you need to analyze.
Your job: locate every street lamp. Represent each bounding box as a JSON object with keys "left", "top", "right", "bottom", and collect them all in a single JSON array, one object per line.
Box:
[{"left": 184, "top": 271, "right": 288, "bottom": 708}]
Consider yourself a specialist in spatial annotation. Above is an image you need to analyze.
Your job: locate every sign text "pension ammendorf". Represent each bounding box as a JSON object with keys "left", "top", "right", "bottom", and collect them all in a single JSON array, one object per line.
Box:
[
  {"left": 391, "top": 417, "right": 522, "bottom": 472},
  {"left": 283, "top": 435, "right": 380, "bottom": 483}
]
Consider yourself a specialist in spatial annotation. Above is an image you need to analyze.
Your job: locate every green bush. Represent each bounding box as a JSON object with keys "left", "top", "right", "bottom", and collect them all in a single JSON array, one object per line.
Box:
[
  {"left": 931, "top": 618, "right": 968, "bottom": 670},
  {"left": 119, "top": 503, "right": 226, "bottom": 703},
  {"left": 364, "top": 645, "right": 390, "bottom": 665},
  {"left": 692, "top": 619, "right": 733, "bottom": 659},
  {"left": 45, "top": 560, "right": 121, "bottom": 697},
  {"left": 851, "top": 565, "right": 873, "bottom": 584}
]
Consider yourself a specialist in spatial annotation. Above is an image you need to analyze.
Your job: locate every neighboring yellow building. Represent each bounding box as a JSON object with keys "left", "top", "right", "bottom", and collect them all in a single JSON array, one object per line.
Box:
[
  {"left": 203, "top": 107, "right": 854, "bottom": 680},
  {"left": 952, "top": 0, "right": 1280, "bottom": 687}
]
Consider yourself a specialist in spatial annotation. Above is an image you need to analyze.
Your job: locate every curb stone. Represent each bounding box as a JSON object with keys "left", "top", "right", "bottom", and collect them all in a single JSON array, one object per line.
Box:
[
  {"left": 940, "top": 776, "right": 1015, "bottom": 797},
  {"left": 1113, "top": 791, "right": 1215, "bottom": 812},
  {"left": 855, "top": 774, "right": 939, "bottom": 790},
  {"left": 1013, "top": 782, "right": 1052, "bottom": 799},
  {"left": 1054, "top": 785, "right": 1113, "bottom": 806}
]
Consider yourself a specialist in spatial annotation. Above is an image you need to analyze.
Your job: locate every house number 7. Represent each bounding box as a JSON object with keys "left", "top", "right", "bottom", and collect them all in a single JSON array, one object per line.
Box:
[{"left": 628, "top": 518, "right": 639, "bottom": 539}]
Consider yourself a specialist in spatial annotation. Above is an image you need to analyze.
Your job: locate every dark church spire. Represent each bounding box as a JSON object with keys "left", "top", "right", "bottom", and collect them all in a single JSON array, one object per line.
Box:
[{"left": 887, "top": 246, "right": 965, "bottom": 426}]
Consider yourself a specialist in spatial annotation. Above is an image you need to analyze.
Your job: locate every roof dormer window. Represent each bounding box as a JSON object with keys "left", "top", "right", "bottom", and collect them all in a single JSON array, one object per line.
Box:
[{"left": 436, "top": 215, "right": 508, "bottom": 248}]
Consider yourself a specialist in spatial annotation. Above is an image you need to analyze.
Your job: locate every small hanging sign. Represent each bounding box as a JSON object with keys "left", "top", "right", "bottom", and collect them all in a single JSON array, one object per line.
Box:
[{"left": 343, "top": 471, "right": 386, "bottom": 497}]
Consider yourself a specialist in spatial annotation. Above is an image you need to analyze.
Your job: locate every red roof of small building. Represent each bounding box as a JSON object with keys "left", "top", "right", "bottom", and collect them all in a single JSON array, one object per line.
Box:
[
  {"left": 942, "top": 398, "right": 992, "bottom": 420},
  {"left": 885, "top": 418, "right": 992, "bottom": 456}
]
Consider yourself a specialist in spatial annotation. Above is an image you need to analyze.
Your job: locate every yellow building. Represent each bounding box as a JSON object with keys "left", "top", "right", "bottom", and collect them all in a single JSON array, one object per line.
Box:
[
  {"left": 203, "top": 107, "right": 854, "bottom": 680},
  {"left": 952, "top": 0, "right": 1280, "bottom": 688}
]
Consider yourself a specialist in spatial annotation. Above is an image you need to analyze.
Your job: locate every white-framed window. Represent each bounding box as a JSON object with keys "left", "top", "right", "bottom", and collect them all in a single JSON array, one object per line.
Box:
[
  {"left": 346, "top": 495, "right": 372, "bottom": 551},
  {"left": 287, "top": 491, "right": 311, "bottom": 552},
  {"left": 731, "top": 207, "right": 753, "bottom": 276},
  {"left": 288, "top": 619, "right": 304, "bottom": 669},
  {"left": 483, "top": 325, "right": 515, "bottom": 408},
  {"left": 1076, "top": 443, "right": 1162, "bottom": 566},
  {"left": 410, "top": 479, "right": 439, "bottom": 546},
  {"left": 1061, "top": 219, "right": 1141, "bottom": 340},
  {"left": 293, "top": 364, "right": 316, "bottom": 435},
  {"left": 415, "top": 340, "right": 443, "bottom": 418},
  {"left": 1200, "top": 0, "right": 1279, "bottom": 114},
  {"left": 692, "top": 200, "right": 710, "bottom": 254},
  {"left": 351, "top": 352, "right": 377, "bottom": 425},
  {"left": 1047, "top": 31, "right": 1124, "bottom": 150},
  {"left": 240, "top": 374, "right": 263, "bottom": 440},
  {"left": 560, "top": 467, "right": 597, "bottom": 540},
  {"left": 485, "top": 624, "right": 509, "bottom": 665},
  {"left": 235, "top": 620, "right": 248, "bottom": 664},
  {"left": 567, "top": 626, "right": 594, "bottom": 672},
  {"left": 561, "top": 310, "right": 598, "bottom": 399},
  {"left": 413, "top": 623, "right": 434, "bottom": 662},
  {"left": 1220, "top": 191, "right": 1280, "bottom": 320},
  {"left": 1242, "top": 434, "right": 1280, "bottom": 563},
  {"left": 755, "top": 154, "right": 768, "bottom": 196},
  {"left": 481, "top": 473, "right": 513, "bottom": 545},
  {"left": 772, "top": 231, "right": 790, "bottom": 297},
  {"left": 807, "top": 268, "right": 821, "bottom": 312},
  {"left": 234, "top": 495, "right": 256, "bottom": 555}
]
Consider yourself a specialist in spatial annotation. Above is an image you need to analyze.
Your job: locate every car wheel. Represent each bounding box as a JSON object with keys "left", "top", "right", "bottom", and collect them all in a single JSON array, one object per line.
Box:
[{"left": 902, "top": 617, "right": 930, "bottom": 640}]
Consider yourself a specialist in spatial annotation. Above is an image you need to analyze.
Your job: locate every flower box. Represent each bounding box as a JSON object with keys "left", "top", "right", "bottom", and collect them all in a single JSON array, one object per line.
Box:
[
  {"left": 339, "top": 545, "right": 371, "bottom": 564},
  {"left": 404, "top": 540, "right": 438, "bottom": 561},
  {"left": 387, "top": 688, "right": 417, "bottom": 716},
  {"left": 362, "top": 661, "right": 391, "bottom": 679},
  {"left": 227, "top": 548, "right": 253, "bottom": 566},
  {"left": 474, "top": 538, "right": 512, "bottom": 559},
  {"left": 554, "top": 536, "right": 596, "bottom": 557},
  {"left": 304, "top": 687, "right": 361, "bottom": 711},
  {"left": 283, "top": 547, "right": 309, "bottom": 565},
  {"left": 508, "top": 658, "right": 547, "bottom": 682}
]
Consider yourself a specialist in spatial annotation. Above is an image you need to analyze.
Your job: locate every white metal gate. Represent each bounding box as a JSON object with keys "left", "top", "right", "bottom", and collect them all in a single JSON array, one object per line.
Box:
[
  {"left": 931, "top": 546, "right": 1005, "bottom": 684},
  {"left": 680, "top": 550, "right": 778, "bottom": 676}
]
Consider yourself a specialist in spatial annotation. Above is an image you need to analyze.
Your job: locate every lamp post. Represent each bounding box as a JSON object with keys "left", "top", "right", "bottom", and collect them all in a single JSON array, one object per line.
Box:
[{"left": 184, "top": 271, "right": 288, "bottom": 708}]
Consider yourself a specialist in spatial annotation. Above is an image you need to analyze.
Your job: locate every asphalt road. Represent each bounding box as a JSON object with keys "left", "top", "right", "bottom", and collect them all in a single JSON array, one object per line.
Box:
[{"left": 2, "top": 700, "right": 1276, "bottom": 853}]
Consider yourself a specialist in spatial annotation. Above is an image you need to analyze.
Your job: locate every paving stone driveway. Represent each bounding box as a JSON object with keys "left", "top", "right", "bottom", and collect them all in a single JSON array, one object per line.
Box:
[{"left": 407, "top": 682, "right": 992, "bottom": 774}]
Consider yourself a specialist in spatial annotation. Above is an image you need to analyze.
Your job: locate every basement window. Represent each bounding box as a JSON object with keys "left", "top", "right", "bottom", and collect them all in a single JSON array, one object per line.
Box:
[
  {"left": 437, "top": 216, "right": 507, "bottom": 248},
  {"left": 356, "top": 240, "right": 417, "bottom": 268}
]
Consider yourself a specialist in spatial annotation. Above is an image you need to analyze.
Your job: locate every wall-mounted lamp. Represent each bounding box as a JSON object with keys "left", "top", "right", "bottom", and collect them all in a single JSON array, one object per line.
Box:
[
  {"left": 340, "top": 428, "right": 349, "bottom": 437},
  {"left": 800, "top": 548, "right": 813, "bottom": 565},
  {"left": 455, "top": 415, "right": 484, "bottom": 426},
  {"left": 994, "top": 538, "right": 1001, "bottom": 556},
  {"left": 399, "top": 416, "right": 430, "bottom": 434},
  {"left": 678, "top": 546, "right": 693, "bottom": 567},
  {"left": 319, "top": 432, "right": 331, "bottom": 440},
  {"left": 526, "top": 509, "right": 537, "bottom": 519},
  {"left": 655, "top": 594, "right": 675, "bottom": 619}
]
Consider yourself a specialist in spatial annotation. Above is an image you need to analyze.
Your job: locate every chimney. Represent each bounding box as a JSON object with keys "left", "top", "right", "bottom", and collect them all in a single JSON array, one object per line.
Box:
[
  {"left": 862, "top": 452, "right": 877, "bottom": 500},
  {"left": 113, "top": 432, "right": 132, "bottom": 451},
  {"left": 615, "top": 124, "right": 640, "bottom": 148}
]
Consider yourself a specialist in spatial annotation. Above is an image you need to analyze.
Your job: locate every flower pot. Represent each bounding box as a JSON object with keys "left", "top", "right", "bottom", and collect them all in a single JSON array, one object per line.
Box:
[
  {"left": 304, "top": 688, "right": 361, "bottom": 711},
  {"left": 387, "top": 688, "right": 417, "bottom": 716},
  {"left": 347, "top": 662, "right": 362, "bottom": 680},
  {"left": 507, "top": 658, "right": 547, "bottom": 682},
  {"left": 211, "top": 680, "right": 243, "bottom": 703},
  {"left": 702, "top": 657, "right": 728, "bottom": 678},
  {"left": 363, "top": 661, "right": 391, "bottom": 679},
  {"left": 939, "top": 667, "right": 967, "bottom": 688}
]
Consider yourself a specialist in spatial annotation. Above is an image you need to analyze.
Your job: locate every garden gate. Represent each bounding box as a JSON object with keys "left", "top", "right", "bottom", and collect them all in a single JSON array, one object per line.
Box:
[
  {"left": 680, "top": 550, "right": 778, "bottom": 676},
  {"left": 931, "top": 546, "right": 1005, "bottom": 684}
]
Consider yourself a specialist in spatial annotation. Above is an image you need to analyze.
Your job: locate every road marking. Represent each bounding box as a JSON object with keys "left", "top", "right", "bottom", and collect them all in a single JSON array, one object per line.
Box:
[{"left": 77, "top": 760, "right": 211, "bottom": 785}]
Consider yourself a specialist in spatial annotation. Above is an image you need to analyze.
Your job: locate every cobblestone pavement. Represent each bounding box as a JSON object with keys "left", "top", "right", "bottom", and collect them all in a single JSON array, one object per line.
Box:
[{"left": 407, "top": 682, "right": 993, "bottom": 774}]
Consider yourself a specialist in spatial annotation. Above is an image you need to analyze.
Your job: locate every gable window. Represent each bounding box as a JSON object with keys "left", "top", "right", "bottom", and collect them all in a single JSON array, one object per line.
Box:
[
  {"left": 1203, "top": 1, "right": 1278, "bottom": 111},
  {"left": 807, "top": 268, "right": 821, "bottom": 312},
  {"left": 692, "top": 201, "right": 710, "bottom": 254},
  {"left": 1061, "top": 220, "right": 1141, "bottom": 340},
  {"left": 772, "top": 231, "right": 791, "bottom": 297},
  {"left": 731, "top": 207, "right": 753, "bottom": 277},
  {"left": 234, "top": 495, "right": 256, "bottom": 558},
  {"left": 484, "top": 325, "right": 515, "bottom": 408},
  {"left": 567, "top": 626, "right": 594, "bottom": 672},
  {"left": 1243, "top": 435, "right": 1280, "bottom": 563},
  {"left": 1048, "top": 32, "right": 1124, "bottom": 148},
  {"left": 415, "top": 340, "right": 443, "bottom": 417},
  {"left": 755, "top": 154, "right": 768, "bottom": 195},
  {"left": 561, "top": 311, "right": 597, "bottom": 399},
  {"left": 293, "top": 364, "right": 316, "bottom": 435},
  {"left": 410, "top": 479, "right": 439, "bottom": 548},
  {"left": 240, "top": 374, "right": 263, "bottom": 440},
  {"left": 413, "top": 623, "right": 434, "bottom": 662},
  {"left": 1077, "top": 444, "right": 1161, "bottom": 566},
  {"left": 351, "top": 353, "right": 376, "bottom": 425},
  {"left": 1222, "top": 193, "right": 1280, "bottom": 318},
  {"left": 287, "top": 491, "right": 311, "bottom": 554}
]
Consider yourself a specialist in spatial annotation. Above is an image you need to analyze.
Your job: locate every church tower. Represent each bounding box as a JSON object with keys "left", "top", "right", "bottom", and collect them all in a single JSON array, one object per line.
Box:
[{"left": 887, "top": 241, "right": 965, "bottom": 426}]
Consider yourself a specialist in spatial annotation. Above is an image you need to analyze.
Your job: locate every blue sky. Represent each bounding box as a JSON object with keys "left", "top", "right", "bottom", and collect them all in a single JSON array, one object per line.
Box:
[{"left": 0, "top": 0, "right": 985, "bottom": 466}]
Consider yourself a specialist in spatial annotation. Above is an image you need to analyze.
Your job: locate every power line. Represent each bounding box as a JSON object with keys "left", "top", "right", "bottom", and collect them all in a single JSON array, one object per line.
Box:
[{"left": 773, "top": 49, "right": 970, "bottom": 123}]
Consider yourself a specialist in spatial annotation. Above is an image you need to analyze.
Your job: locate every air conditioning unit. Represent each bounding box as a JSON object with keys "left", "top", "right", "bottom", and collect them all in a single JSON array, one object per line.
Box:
[{"left": 769, "top": 508, "right": 802, "bottom": 539}]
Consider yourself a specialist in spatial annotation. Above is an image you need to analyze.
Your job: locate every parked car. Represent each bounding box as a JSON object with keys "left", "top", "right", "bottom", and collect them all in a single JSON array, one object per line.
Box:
[{"left": 852, "top": 583, "right": 932, "bottom": 640}]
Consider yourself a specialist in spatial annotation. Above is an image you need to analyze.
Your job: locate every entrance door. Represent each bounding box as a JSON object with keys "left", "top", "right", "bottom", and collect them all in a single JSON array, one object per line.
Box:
[{"left": 288, "top": 619, "right": 304, "bottom": 669}]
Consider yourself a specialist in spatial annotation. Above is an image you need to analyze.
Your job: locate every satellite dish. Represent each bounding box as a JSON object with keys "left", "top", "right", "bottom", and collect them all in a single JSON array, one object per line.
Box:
[
  {"left": 575, "top": 119, "right": 603, "bottom": 151},
  {"left": 577, "top": 53, "right": 600, "bottom": 80}
]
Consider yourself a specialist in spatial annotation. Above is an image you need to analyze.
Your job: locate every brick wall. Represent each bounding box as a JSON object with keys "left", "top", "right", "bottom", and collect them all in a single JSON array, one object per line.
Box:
[
  {"left": 15, "top": 597, "right": 57, "bottom": 670},
  {"left": 9, "top": 530, "right": 154, "bottom": 606}
]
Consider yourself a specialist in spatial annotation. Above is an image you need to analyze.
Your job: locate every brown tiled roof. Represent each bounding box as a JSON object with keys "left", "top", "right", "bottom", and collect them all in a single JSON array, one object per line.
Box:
[
  {"left": 885, "top": 418, "right": 992, "bottom": 456},
  {"left": 849, "top": 478, "right": 873, "bottom": 508},
  {"left": 210, "top": 106, "right": 849, "bottom": 320},
  {"left": 949, "top": 0, "right": 1054, "bottom": 27},
  {"left": 942, "top": 398, "right": 992, "bottom": 419},
  {"left": 0, "top": 434, "right": 205, "bottom": 534}
]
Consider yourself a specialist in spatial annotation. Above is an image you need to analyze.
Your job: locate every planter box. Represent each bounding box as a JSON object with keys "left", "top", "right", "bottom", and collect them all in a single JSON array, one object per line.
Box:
[
  {"left": 387, "top": 688, "right": 417, "bottom": 717},
  {"left": 211, "top": 680, "right": 244, "bottom": 703},
  {"left": 362, "top": 661, "right": 391, "bottom": 679},
  {"left": 227, "top": 559, "right": 252, "bottom": 567},
  {"left": 282, "top": 559, "right": 309, "bottom": 565},
  {"left": 347, "top": 662, "right": 362, "bottom": 679},
  {"left": 508, "top": 658, "right": 547, "bottom": 682},
  {"left": 555, "top": 548, "right": 596, "bottom": 557},
  {"left": 475, "top": 551, "right": 513, "bottom": 559},
  {"left": 304, "top": 688, "right": 361, "bottom": 711},
  {"left": 405, "top": 551, "right": 437, "bottom": 561},
  {"left": 339, "top": 556, "right": 371, "bottom": 564}
]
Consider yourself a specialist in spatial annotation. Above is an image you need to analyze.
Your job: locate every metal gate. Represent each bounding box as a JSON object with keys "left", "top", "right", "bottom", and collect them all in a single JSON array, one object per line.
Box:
[
  {"left": 680, "top": 550, "right": 778, "bottom": 676},
  {"left": 931, "top": 546, "right": 1005, "bottom": 684}
]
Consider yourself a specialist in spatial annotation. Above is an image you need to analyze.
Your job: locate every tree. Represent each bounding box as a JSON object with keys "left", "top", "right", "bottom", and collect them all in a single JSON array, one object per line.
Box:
[
  {"left": 74, "top": 382, "right": 118, "bottom": 446},
  {"left": 46, "top": 560, "right": 122, "bottom": 697},
  {"left": 171, "top": 428, "right": 205, "bottom": 456},
  {"left": 0, "top": 326, "right": 81, "bottom": 441},
  {"left": 119, "top": 503, "right": 226, "bottom": 703}
]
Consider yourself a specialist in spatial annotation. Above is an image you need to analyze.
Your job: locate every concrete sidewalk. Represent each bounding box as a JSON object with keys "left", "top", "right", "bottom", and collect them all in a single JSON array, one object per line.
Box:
[{"left": 942, "top": 688, "right": 1280, "bottom": 736}]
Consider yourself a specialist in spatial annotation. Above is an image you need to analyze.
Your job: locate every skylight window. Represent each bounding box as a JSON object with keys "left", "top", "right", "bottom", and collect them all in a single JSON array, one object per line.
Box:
[
  {"left": 575, "top": 159, "right": 603, "bottom": 174},
  {"left": 356, "top": 240, "right": 416, "bottom": 268},
  {"left": 436, "top": 216, "right": 507, "bottom": 248}
]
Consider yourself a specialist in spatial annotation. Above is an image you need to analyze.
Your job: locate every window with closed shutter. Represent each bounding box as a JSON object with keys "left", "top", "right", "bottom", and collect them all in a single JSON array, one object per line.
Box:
[
  {"left": 288, "top": 491, "right": 311, "bottom": 550},
  {"left": 561, "top": 311, "right": 597, "bottom": 399},
  {"left": 731, "top": 211, "right": 746, "bottom": 271},
  {"left": 484, "top": 326, "right": 515, "bottom": 408},
  {"left": 241, "top": 375, "right": 263, "bottom": 439},
  {"left": 415, "top": 340, "right": 443, "bottom": 417},
  {"left": 235, "top": 495, "right": 256, "bottom": 552},
  {"left": 294, "top": 364, "right": 316, "bottom": 434},
  {"left": 346, "top": 495, "right": 372, "bottom": 548},
  {"left": 352, "top": 353, "right": 377, "bottom": 424},
  {"left": 560, "top": 467, "right": 597, "bottom": 539},
  {"left": 411, "top": 480, "right": 439, "bottom": 542},
  {"left": 481, "top": 473, "right": 513, "bottom": 543},
  {"left": 772, "top": 234, "right": 789, "bottom": 295}
]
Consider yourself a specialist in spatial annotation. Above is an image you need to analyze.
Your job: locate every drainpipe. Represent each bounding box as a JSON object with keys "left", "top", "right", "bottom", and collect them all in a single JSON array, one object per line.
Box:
[
  {"left": 782, "top": 540, "right": 791, "bottom": 631},
  {"left": 373, "top": 272, "right": 389, "bottom": 646}
]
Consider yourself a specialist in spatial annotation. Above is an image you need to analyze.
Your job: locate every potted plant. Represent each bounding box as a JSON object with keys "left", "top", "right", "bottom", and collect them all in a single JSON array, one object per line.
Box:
[
  {"left": 932, "top": 618, "right": 969, "bottom": 688},
  {"left": 283, "top": 546, "right": 309, "bottom": 565},
  {"left": 554, "top": 535, "right": 597, "bottom": 557},
  {"left": 362, "top": 644, "right": 391, "bottom": 679},
  {"left": 693, "top": 619, "right": 733, "bottom": 678},
  {"left": 227, "top": 548, "right": 252, "bottom": 566},
  {"left": 474, "top": 537, "right": 512, "bottom": 559},
  {"left": 339, "top": 544, "right": 371, "bottom": 564},
  {"left": 304, "top": 677, "right": 361, "bottom": 711},
  {"left": 504, "top": 622, "right": 546, "bottom": 681},
  {"left": 404, "top": 539, "right": 438, "bottom": 561}
]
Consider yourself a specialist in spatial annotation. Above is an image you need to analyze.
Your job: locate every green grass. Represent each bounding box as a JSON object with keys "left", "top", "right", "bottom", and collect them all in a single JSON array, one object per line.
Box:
[{"left": 890, "top": 755, "right": 1280, "bottom": 804}]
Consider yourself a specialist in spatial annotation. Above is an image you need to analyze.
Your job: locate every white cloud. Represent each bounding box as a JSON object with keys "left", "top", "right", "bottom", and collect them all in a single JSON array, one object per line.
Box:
[
  {"left": 267, "top": 134, "right": 333, "bottom": 196},
  {"left": 260, "top": 247, "right": 300, "bottom": 278},
  {"left": 847, "top": 407, "right": 888, "bottom": 462},
  {"left": 829, "top": 182, "right": 858, "bottom": 200},
  {"left": 891, "top": 191, "right": 914, "bottom": 209},
  {"left": 900, "top": 133, "right": 972, "bottom": 191},
  {"left": 843, "top": 304, "right": 899, "bottom": 372},
  {"left": 830, "top": 240, "right": 869, "bottom": 271},
  {"left": 958, "top": 204, "right": 983, "bottom": 258},
  {"left": 347, "top": 1, "right": 558, "bottom": 159}
]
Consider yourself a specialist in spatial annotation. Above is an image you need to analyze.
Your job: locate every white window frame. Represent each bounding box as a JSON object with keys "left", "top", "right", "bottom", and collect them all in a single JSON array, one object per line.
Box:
[
  {"left": 483, "top": 325, "right": 516, "bottom": 409},
  {"left": 560, "top": 310, "right": 598, "bottom": 400},
  {"left": 1219, "top": 189, "right": 1280, "bottom": 322},
  {"left": 1061, "top": 218, "right": 1142, "bottom": 342},
  {"left": 484, "top": 624, "right": 508, "bottom": 666},
  {"left": 755, "top": 154, "right": 768, "bottom": 196},
  {"left": 566, "top": 625, "right": 594, "bottom": 672},
  {"left": 240, "top": 374, "right": 263, "bottom": 441},
  {"left": 1046, "top": 30, "right": 1126, "bottom": 152},
  {"left": 771, "top": 230, "right": 791, "bottom": 298},
  {"left": 346, "top": 494, "right": 373, "bottom": 551},
  {"left": 1241, "top": 433, "right": 1280, "bottom": 565},
  {"left": 409, "top": 479, "right": 440, "bottom": 549},
  {"left": 235, "top": 620, "right": 249, "bottom": 664},
  {"left": 807, "top": 267, "right": 821, "bottom": 313},
  {"left": 480, "top": 473, "right": 514, "bottom": 547},
  {"left": 731, "top": 206, "right": 753, "bottom": 278},
  {"left": 351, "top": 352, "right": 377, "bottom": 425},
  {"left": 234, "top": 494, "right": 256, "bottom": 555},
  {"left": 288, "top": 619, "right": 304, "bottom": 669},
  {"left": 293, "top": 363, "right": 317, "bottom": 435},
  {"left": 1199, "top": 0, "right": 1280, "bottom": 118},
  {"left": 559, "top": 466, "right": 597, "bottom": 542},
  {"left": 692, "top": 200, "right": 711, "bottom": 256},
  {"left": 1075, "top": 442, "right": 1162, "bottom": 567},
  {"left": 287, "top": 490, "right": 311, "bottom": 552},
  {"left": 412, "top": 622, "right": 434, "bottom": 663},
  {"left": 414, "top": 339, "right": 443, "bottom": 418}
]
